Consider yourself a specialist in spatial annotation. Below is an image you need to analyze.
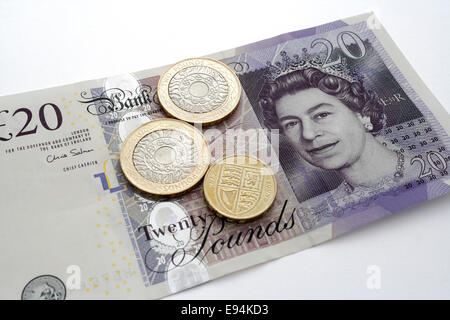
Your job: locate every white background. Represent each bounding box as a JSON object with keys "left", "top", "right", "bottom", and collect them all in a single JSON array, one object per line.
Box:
[{"left": 1, "top": 0, "right": 449, "bottom": 299}]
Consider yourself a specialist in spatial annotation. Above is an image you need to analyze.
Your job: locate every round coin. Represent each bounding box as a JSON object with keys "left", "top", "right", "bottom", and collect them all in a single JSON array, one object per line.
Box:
[
  {"left": 157, "top": 58, "right": 241, "bottom": 125},
  {"left": 120, "top": 118, "right": 210, "bottom": 196},
  {"left": 203, "top": 155, "right": 277, "bottom": 222}
]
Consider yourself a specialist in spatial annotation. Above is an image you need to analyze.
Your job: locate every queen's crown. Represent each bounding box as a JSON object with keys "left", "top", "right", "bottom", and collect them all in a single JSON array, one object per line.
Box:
[{"left": 263, "top": 49, "right": 361, "bottom": 83}]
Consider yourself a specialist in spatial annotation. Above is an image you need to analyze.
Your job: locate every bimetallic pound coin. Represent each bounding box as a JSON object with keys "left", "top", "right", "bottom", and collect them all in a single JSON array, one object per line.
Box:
[
  {"left": 157, "top": 58, "right": 241, "bottom": 125},
  {"left": 21, "top": 275, "right": 66, "bottom": 300},
  {"left": 120, "top": 119, "right": 210, "bottom": 196},
  {"left": 203, "top": 155, "right": 277, "bottom": 222}
]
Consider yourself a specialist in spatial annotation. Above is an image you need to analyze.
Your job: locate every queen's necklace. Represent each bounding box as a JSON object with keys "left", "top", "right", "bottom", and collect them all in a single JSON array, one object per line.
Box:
[{"left": 343, "top": 150, "right": 405, "bottom": 194}]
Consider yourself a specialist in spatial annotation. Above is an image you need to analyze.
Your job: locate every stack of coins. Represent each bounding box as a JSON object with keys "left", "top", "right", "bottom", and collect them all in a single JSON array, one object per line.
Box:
[{"left": 120, "top": 57, "right": 277, "bottom": 221}]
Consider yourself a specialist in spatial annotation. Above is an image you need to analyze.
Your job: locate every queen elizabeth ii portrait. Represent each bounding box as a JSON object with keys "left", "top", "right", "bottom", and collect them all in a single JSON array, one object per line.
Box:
[{"left": 258, "top": 50, "right": 416, "bottom": 196}]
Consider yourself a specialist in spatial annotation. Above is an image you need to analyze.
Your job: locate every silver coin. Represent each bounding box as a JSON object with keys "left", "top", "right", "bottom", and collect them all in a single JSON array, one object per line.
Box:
[
  {"left": 132, "top": 129, "right": 198, "bottom": 184},
  {"left": 168, "top": 65, "right": 229, "bottom": 114}
]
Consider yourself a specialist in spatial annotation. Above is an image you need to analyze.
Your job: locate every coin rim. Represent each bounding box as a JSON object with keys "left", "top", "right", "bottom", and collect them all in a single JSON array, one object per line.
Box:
[
  {"left": 157, "top": 57, "right": 242, "bottom": 125},
  {"left": 120, "top": 118, "right": 210, "bottom": 195},
  {"left": 203, "top": 155, "right": 277, "bottom": 221}
]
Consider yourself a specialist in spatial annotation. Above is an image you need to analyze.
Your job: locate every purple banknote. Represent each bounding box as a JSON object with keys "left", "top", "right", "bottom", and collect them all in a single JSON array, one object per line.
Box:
[{"left": 0, "top": 13, "right": 448, "bottom": 299}]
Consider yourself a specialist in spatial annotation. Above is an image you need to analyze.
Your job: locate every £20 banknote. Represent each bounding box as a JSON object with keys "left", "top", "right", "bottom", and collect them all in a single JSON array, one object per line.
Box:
[{"left": 0, "top": 13, "right": 449, "bottom": 299}]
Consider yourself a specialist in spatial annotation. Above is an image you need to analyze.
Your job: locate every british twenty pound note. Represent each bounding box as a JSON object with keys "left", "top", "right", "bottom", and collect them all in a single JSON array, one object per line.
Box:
[{"left": 1, "top": 13, "right": 449, "bottom": 299}]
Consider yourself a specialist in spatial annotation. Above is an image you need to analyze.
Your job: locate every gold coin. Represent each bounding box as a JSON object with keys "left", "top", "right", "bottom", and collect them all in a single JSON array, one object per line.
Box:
[
  {"left": 203, "top": 155, "right": 277, "bottom": 222},
  {"left": 120, "top": 118, "right": 210, "bottom": 196},
  {"left": 157, "top": 57, "right": 241, "bottom": 125}
]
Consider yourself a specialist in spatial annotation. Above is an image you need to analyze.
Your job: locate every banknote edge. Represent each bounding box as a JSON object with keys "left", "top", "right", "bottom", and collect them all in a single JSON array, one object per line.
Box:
[{"left": 159, "top": 188, "right": 450, "bottom": 300}]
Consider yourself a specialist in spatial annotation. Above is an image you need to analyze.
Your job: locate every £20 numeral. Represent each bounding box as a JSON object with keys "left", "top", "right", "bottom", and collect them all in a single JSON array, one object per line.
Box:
[
  {"left": 0, "top": 103, "right": 63, "bottom": 141},
  {"left": 411, "top": 151, "right": 448, "bottom": 179}
]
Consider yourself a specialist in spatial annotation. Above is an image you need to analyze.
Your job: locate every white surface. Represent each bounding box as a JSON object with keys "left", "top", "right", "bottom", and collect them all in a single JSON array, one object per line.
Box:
[{"left": 1, "top": 0, "right": 449, "bottom": 299}]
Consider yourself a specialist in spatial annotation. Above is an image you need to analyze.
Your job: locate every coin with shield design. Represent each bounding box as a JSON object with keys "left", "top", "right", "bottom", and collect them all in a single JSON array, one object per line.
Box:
[{"left": 203, "top": 155, "right": 277, "bottom": 222}]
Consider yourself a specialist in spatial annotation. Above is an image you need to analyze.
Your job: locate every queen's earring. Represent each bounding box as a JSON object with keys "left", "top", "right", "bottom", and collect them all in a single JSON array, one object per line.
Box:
[
  {"left": 357, "top": 114, "right": 373, "bottom": 132},
  {"left": 364, "top": 122, "right": 373, "bottom": 131}
]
